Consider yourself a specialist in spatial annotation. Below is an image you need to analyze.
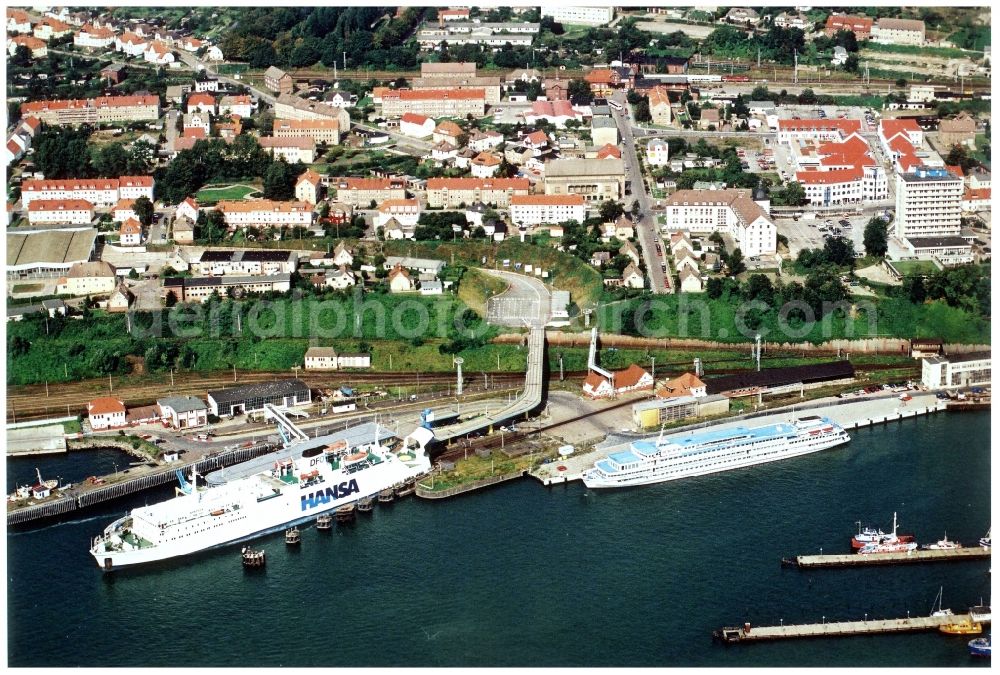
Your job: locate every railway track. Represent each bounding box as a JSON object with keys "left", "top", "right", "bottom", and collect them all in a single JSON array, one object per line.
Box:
[{"left": 7, "top": 360, "right": 917, "bottom": 422}]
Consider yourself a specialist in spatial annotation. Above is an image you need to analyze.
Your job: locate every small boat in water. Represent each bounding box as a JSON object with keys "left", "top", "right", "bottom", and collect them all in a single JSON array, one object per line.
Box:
[
  {"left": 357, "top": 497, "right": 374, "bottom": 512},
  {"left": 941, "top": 618, "right": 983, "bottom": 635},
  {"left": 980, "top": 528, "right": 991, "bottom": 549},
  {"left": 858, "top": 540, "right": 918, "bottom": 555},
  {"left": 921, "top": 534, "right": 962, "bottom": 550},
  {"left": 969, "top": 635, "right": 991, "bottom": 657},
  {"left": 852, "top": 512, "right": 915, "bottom": 550},
  {"left": 335, "top": 503, "right": 356, "bottom": 522},
  {"left": 315, "top": 513, "right": 333, "bottom": 531},
  {"left": 285, "top": 527, "right": 301, "bottom": 545},
  {"left": 241, "top": 546, "right": 265, "bottom": 568}
]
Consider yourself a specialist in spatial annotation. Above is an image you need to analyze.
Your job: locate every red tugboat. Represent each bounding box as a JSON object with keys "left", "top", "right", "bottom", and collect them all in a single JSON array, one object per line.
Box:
[{"left": 851, "top": 512, "right": 915, "bottom": 550}]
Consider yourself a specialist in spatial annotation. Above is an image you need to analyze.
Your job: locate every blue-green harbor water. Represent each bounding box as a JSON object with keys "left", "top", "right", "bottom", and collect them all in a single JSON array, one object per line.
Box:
[{"left": 7, "top": 411, "right": 991, "bottom": 667}]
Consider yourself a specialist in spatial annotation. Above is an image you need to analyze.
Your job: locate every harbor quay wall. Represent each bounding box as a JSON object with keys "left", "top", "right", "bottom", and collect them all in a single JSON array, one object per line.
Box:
[
  {"left": 67, "top": 435, "right": 158, "bottom": 461},
  {"left": 492, "top": 332, "right": 990, "bottom": 357},
  {"left": 7, "top": 442, "right": 281, "bottom": 527},
  {"left": 416, "top": 469, "right": 527, "bottom": 499}
]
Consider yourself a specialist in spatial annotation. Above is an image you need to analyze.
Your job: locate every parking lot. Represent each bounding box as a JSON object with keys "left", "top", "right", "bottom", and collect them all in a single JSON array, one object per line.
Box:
[{"left": 778, "top": 212, "right": 875, "bottom": 257}]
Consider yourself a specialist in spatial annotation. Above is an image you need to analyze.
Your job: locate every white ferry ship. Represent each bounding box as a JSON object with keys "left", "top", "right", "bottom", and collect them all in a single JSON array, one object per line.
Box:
[
  {"left": 582, "top": 415, "right": 850, "bottom": 489},
  {"left": 90, "top": 432, "right": 431, "bottom": 571}
]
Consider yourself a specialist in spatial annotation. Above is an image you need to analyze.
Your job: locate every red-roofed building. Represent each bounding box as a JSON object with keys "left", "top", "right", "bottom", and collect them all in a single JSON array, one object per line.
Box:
[
  {"left": 962, "top": 187, "right": 990, "bottom": 213},
  {"left": 399, "top": 112, "right": 435, "bottom": 139},
  {"left": 433, "top": 120, "right": 464, "bottom": 145},
  {"left": 425, "top": 177, "right": 530, "bottom": 208},
  {"left": 74, "top": 24, "right": 115, "bottom": 49},
  {"left": 295, "top": 169, "right": 324, "bottom": 204},
  {"left": 791, "top": 132, "right": 887, "bottom": 205},
  {"left": 438, "top": 8, "right": 470, "bottom": 22},
  {"left": 777, "top": 118, "right": 862, "bottom": 143},
  {"left": 7, "top": 9, "right": 33, "bottom": 33},
  {"left": 596, "top": 143, "right": 622, "bottom": 160},
  {"left": 583, "top": 364, "right": 653, "bottom": 399},
  {"left": 510, "top": 193, "right": 586, "bottom": 227},
  {"left": 27, "top": 198, "right": 95, "bottom": 225},
  {"left": 186, "top": 92, "right": 217, "bottom": 114},
  {"left": 119, "top": 218, "right": 143, "bottom": 246},
  {"left": 825, "top": 14, "right": 873, "bottom": 39},
  {"left": 656, "top": 372, "right": 707, "bottom": 399},
  {"left": 33, "top": 17, "right": 72, "bottom": 41},
  {"left": 8, "top": 35, "right": 48, "bottom": 58},
  {"left": 523, "top": 100, "right": 581, "bottom": 128},
  {"left": 87, "top": 397, "right": 126, "bottom": 430}
]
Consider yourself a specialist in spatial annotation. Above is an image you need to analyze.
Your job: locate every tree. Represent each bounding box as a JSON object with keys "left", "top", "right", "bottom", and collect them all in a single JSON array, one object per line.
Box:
[
  {"left": 262, "top": 159, "right": 301, "bottom": 200},
  {"left": 165, "top": 290, "right": 178, "bottom": 307},
  {"left": 634, "top": 98, "right": 651, "bottom": 123},
  {"left": 903, "top": 276, "right": 927, "bottom": 304},
  {"left": 726, "top": 248, "right": 746, "bottom": 276},
  {"left": 197, "top": 209, "right": 227, "bottom": 244},
  {"left": 567, "top": 78, "right": 592, "bottom": 103},
  {"left": 705, "top": 276, "right": 725, "bottom": 299},
  {"left": 863, "top": 217, "right": 889, "bottom": 258},
  {"left": 133, "top": 196, "right": 155, "bottom": 226},
  {"left": 845, "top": 54, "right": 860, "bottom": 73},
  {"left": 742, "top": 273, "right": 774, "bottom": 305},
  {"left": 92, "top": 142, "right": 129, "bottom": 177},
  {"left": 832, "top": 29, "right": 859, "bottom": 53},
  {"left": 598, "top": 199, "right": 624, "bottom": 222}
]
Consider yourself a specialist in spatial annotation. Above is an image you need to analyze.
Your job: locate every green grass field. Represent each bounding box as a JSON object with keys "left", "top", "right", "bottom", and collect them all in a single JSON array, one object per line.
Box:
[
  {"left": 196, "top": 185, "right": 259, "bottom": 203},
  {"left": 889, "top": 260, "right": 939, "bottom": 277}
]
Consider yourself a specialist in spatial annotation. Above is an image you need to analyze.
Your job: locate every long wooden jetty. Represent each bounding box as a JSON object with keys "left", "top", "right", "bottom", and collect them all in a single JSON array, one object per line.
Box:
[
  {"left": 715, "top": 610, "right": 990, "bottom": 643},
  {"left": 785, "top": 547, "right": 991, "bottom": 568},
  {"left": 7, "top": 442, "right": 280, "bottom": 526}
]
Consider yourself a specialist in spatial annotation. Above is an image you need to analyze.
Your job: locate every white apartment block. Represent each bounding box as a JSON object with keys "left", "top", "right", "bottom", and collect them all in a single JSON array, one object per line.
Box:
[
  {"left": 872, "top": 18, "right": 925, "bottom": 45},
  {"left": 331, "top": 177, "right": 408, "bottom": 207},
  {"left": 258, "top": 136, "right": 316, "bottom": 164},
  {"left": 216, "top": 200, "right": 313, "bottom": 228},
  {"left": 510, "top": 194, "right": 587, "bottom": 227},
  {"left": 27, "top": 199, "right": 95, "bottom": 225},
  {"left": 21, "top": 176, "right": 153, "bottom": 208},
  {"left": 20, "top": 95, "right": 160, "bottom": 126},
  {"left": 540, "top": 6, "right": 614, "bottom": 25},
  {"left": 381, "top": 89, "right": 486, "bottom": 118},
  {"left": 894, "top": 167, "right": 963, "bottom": 240},
  {"left": 425, "top": 177, "right": 531, "bottom": 208},
  {"left": 664, "top": 189, "right": 777, "bottom": 257}
]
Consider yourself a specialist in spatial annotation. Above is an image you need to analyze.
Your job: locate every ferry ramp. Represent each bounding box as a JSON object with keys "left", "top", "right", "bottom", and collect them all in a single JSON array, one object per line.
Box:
[
  {"left": 432, "top": 326, "right": 546, "bottom": 442},
  {"left": 262, "top": 403, "right": 309, "bottom": 445}
]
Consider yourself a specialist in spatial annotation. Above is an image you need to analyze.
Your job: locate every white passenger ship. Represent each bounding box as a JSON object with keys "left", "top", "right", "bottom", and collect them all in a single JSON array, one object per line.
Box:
[
  {"left": 582, "top": 415, "right": 850, "bottom": 489},
  {"left": 90, "top": 435, "right": 431, "bottom": 571}
]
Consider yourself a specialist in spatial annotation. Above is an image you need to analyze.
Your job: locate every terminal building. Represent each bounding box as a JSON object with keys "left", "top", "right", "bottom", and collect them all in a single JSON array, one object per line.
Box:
[
  {"left": 921, "top": 352, "right": 991, "bottom": 389},
  {"left": 207, "top": 379, "right": 312, "bottom": 418}
]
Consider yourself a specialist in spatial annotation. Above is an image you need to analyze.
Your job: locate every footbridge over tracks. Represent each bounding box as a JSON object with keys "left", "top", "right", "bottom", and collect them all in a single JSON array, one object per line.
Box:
[{"left": 262, "top": 403, "right": 309, "bottom": 446}]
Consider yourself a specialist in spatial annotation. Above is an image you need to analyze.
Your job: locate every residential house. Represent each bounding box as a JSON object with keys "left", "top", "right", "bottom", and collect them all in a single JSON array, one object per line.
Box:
[
  {"left": 387, "top": 264, "right": 414, "bottom": 292},
  {"left": 620, "top": 240, "right": 641, "bottom": 266},
  {"left": 8, "top": 35, "right": 47, "bottom": 58},
  {"left": 144, "top": 41, "right": 175, "bottom": 65},
  {"left": 433, "top": 120, "right": 464, "bottom": 146},
  {"left": 172, "top": 217, "right": 195, "bottom": 244},
  {"left": 87, "top": 397, "right": 126, "bottom": 430},
  {"left": 265, "top": 66, "right": 294, "bottom": 95},
  {"left": 176, "top": 196, "right": 199, "bottom": 222},
  {"left": 324, "top": 266, "right": 356, "bottom": 290},
  {"left": 646, "top": 138, "right": 670, "bottom": 166},
  {"left": 119, "top": 218, "right": 142, "bottom": 246},
  {"left": 375, "top": 199, "right": 420, "bottom": 231},
  {"left": 56, "top": 260, "right": 117, "bottom": 296},
  {"left": 400, "top": 112, "right": 435, "bottom": 139},
  {"left": 107, "top": 282, "right": 135, "bottom": 312},
  {"left": 724, "top": 8, "right": 760, "bottom": 25},
  {"left": 471, "top": 152, "right": 502, "bottom": 178},
  {"left": 186, "top": 92, "right": 216, "bottom": 115},
  {"left": 296, "top": 169, "right": 323, "bottom": 205},
  {"left": 219, "top": 94, "right": 253, "bottom": 118},
  {"left": 258, "top": 136, "right": 316, "bottom": 164},
  {"left": 331, "top": 243, "right": 354, "bottom": 267},
  {"left": 939, "top": 112, "right": 977, "bottom": 149},
  {"left": 622, "top": 262, "right": 644, "bottom": 289},
  {"left": 648, "top": 86, "right": 672, "bottom": 126}
]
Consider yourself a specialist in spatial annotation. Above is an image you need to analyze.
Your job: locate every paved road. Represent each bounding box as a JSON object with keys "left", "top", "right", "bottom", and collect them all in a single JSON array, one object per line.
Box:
[
  {"left": 610, "top": 92, "right": 670, "bottom": 294},
  {"left": 484, "top": 269, "right": 550, "bottom": 327}
]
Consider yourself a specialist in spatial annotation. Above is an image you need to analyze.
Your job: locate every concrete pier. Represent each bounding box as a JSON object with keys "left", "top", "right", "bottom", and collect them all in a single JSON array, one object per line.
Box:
[
  {"left": 790, "top": 546, "right": 991, "bottom": 568},
  {"left": 715, "top": 611, "right": 989, "bottom": 643}
]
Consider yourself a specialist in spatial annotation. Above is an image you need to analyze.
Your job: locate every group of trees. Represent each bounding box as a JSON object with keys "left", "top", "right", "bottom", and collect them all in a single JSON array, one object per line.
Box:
[
  {"left": 218, "top": 7, "right": 425, "bottom": 70},
  {"left": 901, "top": 265, "right": 990, "bottom": 317},
  {"left": 797, "top": 236, "right": 858, "bottom": 271},
  {"left": 863, "top": 216, "right": 890, "bottom": 258},
  {"left": 413, "top": 211, "right": 485, "bottom": 241},
  {"left": 706, "top": 268, "right": 851, "bottom": 327},
  {"left": 31, "top": 126, "right": 158, "bottom": 180},
  {"left": 703, "top": 24, "right": 806, "bottom": 65},
  {"left": 154, "top": 135, "right": 291, "bottom": 204}
]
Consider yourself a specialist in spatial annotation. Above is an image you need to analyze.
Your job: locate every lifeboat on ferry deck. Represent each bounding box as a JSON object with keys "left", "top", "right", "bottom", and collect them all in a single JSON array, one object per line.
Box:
[
  {"left": 343, "top": 451, "right": 368, "bottom": 465},
  {"left": 210, "top": 508, "right": 225, "bottom": 516}
]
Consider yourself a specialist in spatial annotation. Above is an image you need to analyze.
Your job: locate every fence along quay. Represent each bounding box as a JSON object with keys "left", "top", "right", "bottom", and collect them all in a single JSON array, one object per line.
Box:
[{"left": 6, "top": 443, "right": 279, "bottom": 526}]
